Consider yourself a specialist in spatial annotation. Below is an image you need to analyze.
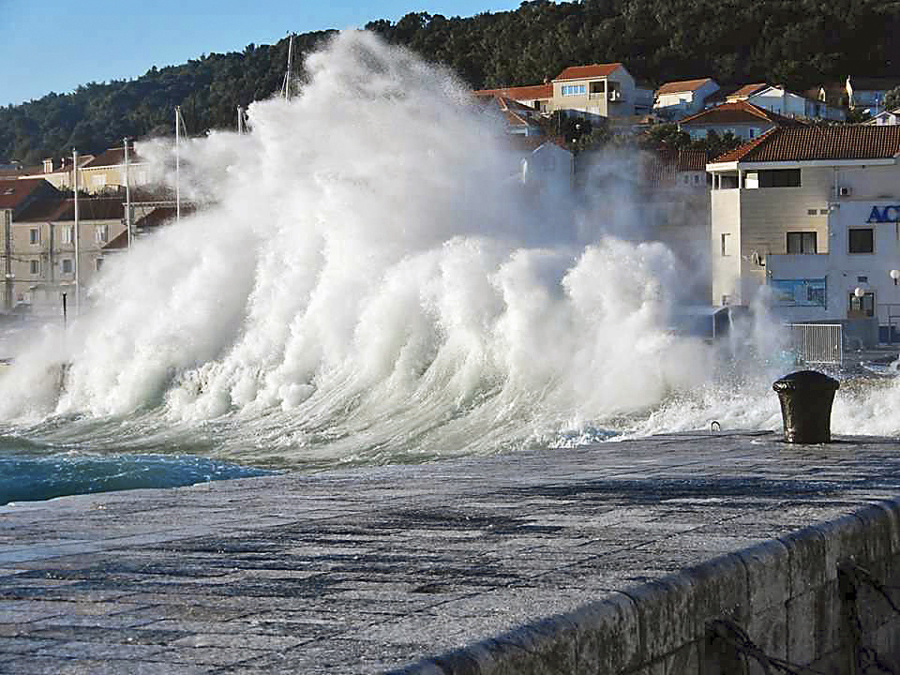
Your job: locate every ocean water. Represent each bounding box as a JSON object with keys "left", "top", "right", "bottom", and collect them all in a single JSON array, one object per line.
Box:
[{"left": 1, "top": 32, "right": 897, "bottom": 505}]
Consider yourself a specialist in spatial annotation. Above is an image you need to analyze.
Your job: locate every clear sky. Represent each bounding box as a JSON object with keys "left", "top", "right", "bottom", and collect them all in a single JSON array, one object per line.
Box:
[{"left": 0, "top": 0, "right": 523, "bottom": 107}]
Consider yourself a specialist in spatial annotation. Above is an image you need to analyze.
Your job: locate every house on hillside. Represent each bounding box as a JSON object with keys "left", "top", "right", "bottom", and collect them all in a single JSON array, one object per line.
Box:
[
  {"left": 725, "top": 84, "right": 770, "bottom": 103},
  {"left": 678, "top": 101, "right": 802, "bottom": 142},
  {"left": 476, "top": 93, "right": 545, "bottom": 136},
  {"left": 741, "top": 86, "right": 846, "bottom": 121},
  {"left": 473, "top": 84, "right": 553, "bottom": 113},
  {"left": 550, "top": 63, "right": 645, "bottom": 121},
  {"left": 515, "top": 137, "right": 574, "bottom": 196},
  {"left": 653, "top": 78, "right": 720, "bottom": 119},
  {"left": 706, "top": 125, "right": 900, "bottom": 345},
  {"left": 846, "top": 76, "right": 900, "bottom": 116},
  {"left": 866, "top": 108, "right": 900, "bottom": 126}
]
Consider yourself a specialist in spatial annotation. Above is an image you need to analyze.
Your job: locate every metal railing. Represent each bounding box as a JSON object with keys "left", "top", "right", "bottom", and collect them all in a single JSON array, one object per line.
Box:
[{"left": 787, "top": 323, "right": 843, "bottom": 366}]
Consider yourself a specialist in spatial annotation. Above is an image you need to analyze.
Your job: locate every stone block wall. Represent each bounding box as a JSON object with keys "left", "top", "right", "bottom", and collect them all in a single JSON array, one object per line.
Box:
[{"left": 398, "top": 497, "right": 900, "bottom": 674}]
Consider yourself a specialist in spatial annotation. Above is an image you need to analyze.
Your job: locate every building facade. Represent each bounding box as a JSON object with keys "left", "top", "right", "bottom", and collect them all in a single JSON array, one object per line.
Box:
[
  {"left": 654, "top": 78, "right": 720, "bottom": 120},
  {"left": 706, "top": 126, "right": 900, "bottom": 339},
  {"left": 679, "top": 101, "right": 800, "bottom": 142}
]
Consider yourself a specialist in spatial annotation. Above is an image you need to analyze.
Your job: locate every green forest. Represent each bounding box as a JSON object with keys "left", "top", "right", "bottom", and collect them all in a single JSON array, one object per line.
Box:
[{"left": 3, "top": 0, "right": 900, "bottom": 164}]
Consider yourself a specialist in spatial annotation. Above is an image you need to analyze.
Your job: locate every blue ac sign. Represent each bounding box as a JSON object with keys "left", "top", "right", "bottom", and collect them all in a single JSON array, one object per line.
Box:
[{"left": 867, "top": 205, "right": 900, "bottom": 223}]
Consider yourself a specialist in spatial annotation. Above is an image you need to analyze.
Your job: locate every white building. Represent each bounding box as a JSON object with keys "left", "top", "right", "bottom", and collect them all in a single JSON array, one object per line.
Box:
[
  {"left": 654, "top": 78, "right": 720, "bottom": 119},
  {"left": 679, "top": 101, "right": 800, "bottom": 142},
  {"left": 743, "top": 85, "right": 846, "bottom": 122},
  {"left": 706, "top": 125, "right": 900, "bottom": 341},
  {"left": 846, "top": 76, "right": 900, "bottom": 116},
  {"left": 867, "top": 108, "right": 900, "bottom": 126}
]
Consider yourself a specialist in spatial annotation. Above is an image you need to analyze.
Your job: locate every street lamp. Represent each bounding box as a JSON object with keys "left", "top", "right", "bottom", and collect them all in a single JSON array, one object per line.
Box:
[
  {"left": 854, "top": 286, "right": 866, "bottom": 298},
  {"left": 891, "top": 269, "right": 900, "bottom": 285}
]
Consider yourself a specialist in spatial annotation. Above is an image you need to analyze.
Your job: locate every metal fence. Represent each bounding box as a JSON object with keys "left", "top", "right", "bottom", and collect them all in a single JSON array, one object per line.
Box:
[{"left": 787, "top": 323, "right": 843, "bottom": 366}]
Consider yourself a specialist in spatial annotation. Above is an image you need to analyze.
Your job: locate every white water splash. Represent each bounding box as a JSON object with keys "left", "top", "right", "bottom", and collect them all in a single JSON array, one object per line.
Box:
[{"left": 3, "top": 31, "right": 890, "bottom": 466}]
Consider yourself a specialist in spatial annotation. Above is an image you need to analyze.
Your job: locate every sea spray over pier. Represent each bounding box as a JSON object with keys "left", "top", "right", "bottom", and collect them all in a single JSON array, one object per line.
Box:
[{"left": 0, "top": 31, "right": 893, "bottom": 476}]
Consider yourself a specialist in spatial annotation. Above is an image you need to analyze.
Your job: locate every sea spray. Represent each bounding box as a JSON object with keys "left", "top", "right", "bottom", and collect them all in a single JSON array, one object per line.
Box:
[{"left": 0, "top": 31, "right": 852, "bottom": 467}]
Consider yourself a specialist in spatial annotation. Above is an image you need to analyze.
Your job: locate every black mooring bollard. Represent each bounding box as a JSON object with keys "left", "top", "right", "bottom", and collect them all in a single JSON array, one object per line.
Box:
[{"left": 772, "top": 370, "right": 840, "bottom": 444}]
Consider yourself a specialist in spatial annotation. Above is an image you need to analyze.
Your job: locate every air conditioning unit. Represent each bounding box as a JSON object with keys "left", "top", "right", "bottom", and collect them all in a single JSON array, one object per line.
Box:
[{"left": 839, "top": 186, "right": 852, "bottom": 197}]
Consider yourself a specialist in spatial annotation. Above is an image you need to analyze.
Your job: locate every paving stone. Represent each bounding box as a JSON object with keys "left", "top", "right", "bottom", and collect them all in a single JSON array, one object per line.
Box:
[{"left": 2, "top": 431, "right": 900, "bottom": 671}]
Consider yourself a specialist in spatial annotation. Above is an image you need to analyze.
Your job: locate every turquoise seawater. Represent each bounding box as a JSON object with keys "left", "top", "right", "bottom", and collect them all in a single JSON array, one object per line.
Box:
[{"left": 0, "top": 434, "right": 273, "bottom": 506}]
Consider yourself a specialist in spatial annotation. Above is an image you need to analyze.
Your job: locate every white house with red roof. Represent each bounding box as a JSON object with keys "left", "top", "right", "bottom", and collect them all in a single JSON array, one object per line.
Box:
[
  {"left": 473, "top": 84, "right": 553, "bottom": 113},
  {"left": 653, "top": 78, "right": 720, "bottom": 119},
  {"left": 706, "top": 126, "right": 900, "bottom": 343},
  {"left": 679, "top": 101, "right": 803, "bottom": 142}
]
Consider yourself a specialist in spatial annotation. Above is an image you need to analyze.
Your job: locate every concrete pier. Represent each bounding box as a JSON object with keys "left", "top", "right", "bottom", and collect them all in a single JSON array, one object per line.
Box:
[{"left": 3, "top": 431, "right": 900, "bottom": 673}]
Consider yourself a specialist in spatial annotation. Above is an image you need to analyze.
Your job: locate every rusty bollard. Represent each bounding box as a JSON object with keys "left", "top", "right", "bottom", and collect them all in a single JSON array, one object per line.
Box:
[{"left": 772, "top": 370, "right": 840, "bottom": 444}]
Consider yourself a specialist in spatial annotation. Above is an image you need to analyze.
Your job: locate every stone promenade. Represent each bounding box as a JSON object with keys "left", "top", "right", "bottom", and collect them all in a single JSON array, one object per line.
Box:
[{"left": 2, "top": 430, "right": 900, "bottom": 673}]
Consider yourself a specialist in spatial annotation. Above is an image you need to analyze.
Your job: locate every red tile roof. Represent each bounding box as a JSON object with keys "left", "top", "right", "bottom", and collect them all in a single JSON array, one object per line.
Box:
[
  {"left": 16, "top": 197, "right": 124, "bottom": 222},
  {"left": 554, "top": 63, "right": 622, "bottom": 82},
  {"left": 679, "top": 101, "right": 802, "bottom": 127},
  {"left": 82, "top": 144, "right": 142, "bottom": 168},
  {"left": 656, "top": 78, "right": 715, "bottom": 95},
  {"left": 726, "top": 83, "right": 770, "bottom": 100},
  {"left": 0, "top": 178, "right": 55, "bottom": 211},
  {"left": 474, "top": 84, "right": 552, "bottom": 101},
  {"left": 644, "top": 148, "right": 709, "bottom": 185},
  {"left": 710, "top": 125, "right": 900, "bottom": 164}
]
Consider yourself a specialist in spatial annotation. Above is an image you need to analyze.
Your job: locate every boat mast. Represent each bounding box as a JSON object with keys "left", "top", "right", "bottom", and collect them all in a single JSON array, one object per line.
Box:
[
  {"left": 175, "top": 106, "right": 181, "bottom": 223},
  {"left": 72, "top": 148, "right": 80, "bottom": 315},
  {"left": 124, "top": 138, "right": 132, "bottom": 249},
  {"left": 281, "top": 33, "right": 295, "bottom": 100}
]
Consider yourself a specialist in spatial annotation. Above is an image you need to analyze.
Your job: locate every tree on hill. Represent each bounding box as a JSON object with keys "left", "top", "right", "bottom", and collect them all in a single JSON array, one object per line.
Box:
[{"left": 3, "top": 0, "right": 900, "bottom": 163}]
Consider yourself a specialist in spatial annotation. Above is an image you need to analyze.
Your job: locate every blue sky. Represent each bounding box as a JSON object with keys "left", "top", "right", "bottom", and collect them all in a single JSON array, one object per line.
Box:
[{"left": 0, "top": 1, "right": 523, "bottom": 107}]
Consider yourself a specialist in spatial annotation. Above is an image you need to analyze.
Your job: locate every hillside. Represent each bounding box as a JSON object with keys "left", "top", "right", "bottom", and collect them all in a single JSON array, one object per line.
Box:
[{"left": 3, "top": 0, "right": 900, "bottom": 164}]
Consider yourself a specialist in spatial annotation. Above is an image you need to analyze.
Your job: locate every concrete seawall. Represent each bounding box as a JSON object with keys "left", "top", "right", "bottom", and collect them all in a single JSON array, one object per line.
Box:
[
  {"left": 401, "top": 499, "right": 900, "bottom": 674},
  {"left": 2, "top": 431, "right": 900, "bottom": 673}
]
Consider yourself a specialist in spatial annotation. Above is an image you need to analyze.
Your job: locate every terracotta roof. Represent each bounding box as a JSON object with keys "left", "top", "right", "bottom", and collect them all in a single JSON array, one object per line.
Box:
[
  {"left": 656, "top": 78, "right": 715, "bottom": 96},
  {"left": 710, "top": 125, "right": 900, "bottom": 164},
  {"left": 474, "top": 84, "right": 552, "bottom": 101},
  {"left": 644, "top": 148, "right": 709, "bottom": 185},
  {"left": 0, "top": 178, "right": 54, "bottom": 211},
  {"left": 726, "top": 83, "right": 769, "bottom": 100},
  {"left": 82, "top": 144, "right": 142, "bottom": 169},
  {"left": 554, "top": 63, "right": 622, "bottom": 82},
  {"left": 508, "top": 135, "right": 568, "bottom": 154},
  {"left": 679, "top": 101, "right": 802, "bottom": 127},
  {"left": 16, "top": 197, "right": 124, "bottom": 222}
]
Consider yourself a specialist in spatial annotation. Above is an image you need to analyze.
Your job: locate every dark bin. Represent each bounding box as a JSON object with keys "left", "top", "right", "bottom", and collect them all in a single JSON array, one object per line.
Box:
[{"left": 772, "top": 370, "right": 840, "bottom": 444}]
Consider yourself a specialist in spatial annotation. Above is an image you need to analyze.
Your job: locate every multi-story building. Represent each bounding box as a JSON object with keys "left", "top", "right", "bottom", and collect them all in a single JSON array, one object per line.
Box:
[
  {"left": 706, "top": 125, "right": 900, "bottom": 341},
  {"left": 5, "top": 197, "right": 127, "bottom": 312},
  {"left": 653, "top": 78, "right": 720, "bottom": 119},
  {"left": 474, "top": 63, "right": 653, "bottom": 122},
  {"left": 741, "top": 86, "right": 846, "bottom": 122}
]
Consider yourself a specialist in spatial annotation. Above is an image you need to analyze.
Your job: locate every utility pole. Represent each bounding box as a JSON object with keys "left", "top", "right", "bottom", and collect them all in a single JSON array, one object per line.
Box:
[
  {"left": 237, "top": 106, "right": 244, "bottom": 134},
  {"left": 124, "top": 138, "right": 132, "bottom": 249},
  {"left": 281, "top": 34, "right": 295, "bottom": 100}
]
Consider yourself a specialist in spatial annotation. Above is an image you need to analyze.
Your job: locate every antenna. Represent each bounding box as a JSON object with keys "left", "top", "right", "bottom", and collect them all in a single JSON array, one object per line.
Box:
[{"left": 281, "top": 33, "right": 295, "bottom": 100}]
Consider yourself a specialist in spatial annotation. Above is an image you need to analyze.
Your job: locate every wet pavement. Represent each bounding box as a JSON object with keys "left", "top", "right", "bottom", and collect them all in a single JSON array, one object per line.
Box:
[{"left": 1, "top": 430, "right": 900, "bottom": 673}]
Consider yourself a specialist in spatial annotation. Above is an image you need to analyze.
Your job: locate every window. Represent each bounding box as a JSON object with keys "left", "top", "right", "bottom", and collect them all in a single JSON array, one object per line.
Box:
[
  {"left": 96, "top": 258, "right": 104, "bottom": 272},
  {"left": 61, "top": 259, "right": 73, "bottom": 274},
  {"left": 721, "top": 232, "right": 731, "bottom": 256},
  {"left": 849, "top": 228, "right": 874, "bottom": 253},
  {"left": 786, "top": 232, "right": 817, "bottom": 254},
  {"left": 95, "top": 224, "right": 108, "bottom": 244},
  {"left": 561, "top": 84, "right": 586, "bottom": 96},
  {"left": 29, "top": 260, "right": 39, "bottom": 276},
  {"left": 29, "top": 228, "right": 40, "bottom": 245},
  {"left": 61, "top": 226, "right": 74, "bottom": 245},
  {"left": 758, "top": 169, "right": 801, "bottom": 188}
]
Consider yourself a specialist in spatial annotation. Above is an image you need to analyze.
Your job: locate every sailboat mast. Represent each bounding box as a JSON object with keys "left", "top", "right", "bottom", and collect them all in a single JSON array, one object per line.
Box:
[
  {"left": 282, "top": 34, "right": 295, "bottom": 100},
  {"left": 175, "top": 106, "right": 181, "bottom": 223}
]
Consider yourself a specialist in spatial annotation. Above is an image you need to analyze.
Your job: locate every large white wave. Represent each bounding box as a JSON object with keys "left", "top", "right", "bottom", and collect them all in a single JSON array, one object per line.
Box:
[{"left": 0, "top": 31, "right": 889, "bottom": 465}]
